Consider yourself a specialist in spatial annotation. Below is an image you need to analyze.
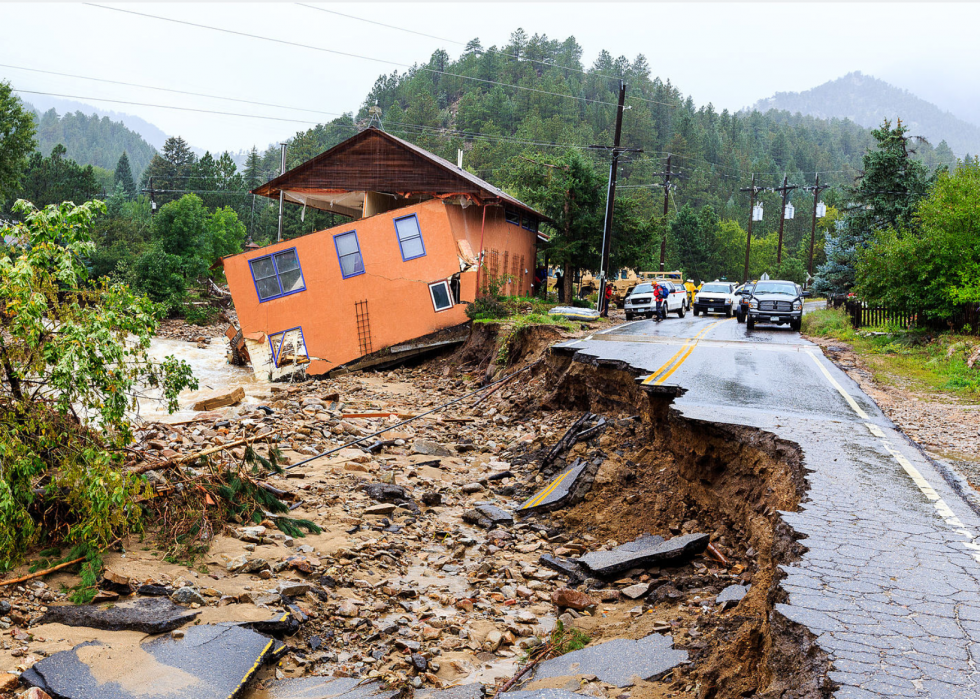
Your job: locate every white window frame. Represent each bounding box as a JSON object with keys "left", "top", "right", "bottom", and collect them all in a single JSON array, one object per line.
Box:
[{"left": 428, "top": 280, "right": 453, "bottom": 312}]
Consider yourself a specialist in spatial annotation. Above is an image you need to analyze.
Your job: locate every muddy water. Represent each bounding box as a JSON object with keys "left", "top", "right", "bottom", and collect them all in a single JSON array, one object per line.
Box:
[{"left": 135, "top": 335, "right": 269, "bottom": 424}]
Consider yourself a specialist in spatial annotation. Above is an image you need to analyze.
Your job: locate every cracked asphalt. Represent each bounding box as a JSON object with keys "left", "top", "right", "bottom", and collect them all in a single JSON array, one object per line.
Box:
[{"left": 557, "top": 313, "right": 980, "bottom": 697}]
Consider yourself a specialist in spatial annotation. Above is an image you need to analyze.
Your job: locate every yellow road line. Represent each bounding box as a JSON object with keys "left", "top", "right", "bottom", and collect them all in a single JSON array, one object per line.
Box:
[
  {"left": 522, "top": 467, "right": 576, "bottom": 509},
  {"left": 642, "top": 319, "right": 729, "bottom": 385}
]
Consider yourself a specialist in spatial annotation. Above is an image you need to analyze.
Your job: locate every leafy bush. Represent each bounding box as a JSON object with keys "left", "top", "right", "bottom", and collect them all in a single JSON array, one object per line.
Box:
[
  {"left": 184, "top": 304, "right": 221, "bottom": 326},
  {"left": 0, "top": 199, "right": 196, "bottom": 569},
  {"left": 801, "top": 308, "right": 855, "bottom": 340},
  {"left": 466, "top": 296, "right": 509, "bottom": 321}
]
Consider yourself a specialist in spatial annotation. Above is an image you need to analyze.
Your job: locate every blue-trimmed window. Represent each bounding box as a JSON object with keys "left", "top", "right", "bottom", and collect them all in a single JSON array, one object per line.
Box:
[
  {"left": 249, "top": 248, "right": 305, "bottom": 302},
  {"left": 505, "top": 208, "right": 520, "bottom": 226},
  {"left": 521, "top": 214, "right": 538, "bottom": 233},
  {"left": 334, "top": 230, "right": 365, "bottom": 279},
  {"left": 394, "top": 214, "right": 426, "bottom": 261},
  {"left": 268, "top": 326, "right": 309, "bottom": 368}
]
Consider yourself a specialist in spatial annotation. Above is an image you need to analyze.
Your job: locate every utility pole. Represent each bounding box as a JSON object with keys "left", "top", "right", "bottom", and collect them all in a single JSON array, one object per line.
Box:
[
  {"left": 805, "top": 175, "right": 830, "bottom": 278},
  {"left": 651, "top": 155, "right": 686, "bottom": 271},
  {"left": 277, "top": 142, "right": 288, "bottom": 242},
  {"left": 145, "top": 176, "right": 158, "bottom": 215},
  {"left": 773, "top": 175, "right": 799, "bottom": 266},
  {"left": 596, "top": 81, "right": 627, "bottom": 315},
  {"left": 740, "top": 175, "right": 765, "bottom": 283}
]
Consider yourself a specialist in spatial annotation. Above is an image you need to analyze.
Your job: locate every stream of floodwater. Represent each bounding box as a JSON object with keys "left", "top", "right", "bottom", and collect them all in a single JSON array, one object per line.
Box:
[{"left": 136, "top": 335, "right": 270, "bottom": 424}]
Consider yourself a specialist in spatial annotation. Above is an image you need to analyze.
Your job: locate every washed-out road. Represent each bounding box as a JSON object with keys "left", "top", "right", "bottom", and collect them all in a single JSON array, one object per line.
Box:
[{"left": 558, "top": 313, "right": 980, "bottom": 698}]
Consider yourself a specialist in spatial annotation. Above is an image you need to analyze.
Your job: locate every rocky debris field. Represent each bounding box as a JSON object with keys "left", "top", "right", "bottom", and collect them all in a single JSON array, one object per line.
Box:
[
  {"left": 155, "top": 314, "right": 236, "bottom": 346},
  {"left": 0, "top": 329, "right": 814, "bottom": 699}
]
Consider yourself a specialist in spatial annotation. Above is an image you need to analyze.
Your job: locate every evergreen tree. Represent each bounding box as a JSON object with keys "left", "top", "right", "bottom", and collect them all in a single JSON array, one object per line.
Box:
[
  {"left": 243, "top": 147, "right": 262, "bottom": 190},
  {"left": 113, "top": 151, "right": 136, "bottom": 199},
  {"left": 0, "top": 82, "right": 36, "bottom": 202}
]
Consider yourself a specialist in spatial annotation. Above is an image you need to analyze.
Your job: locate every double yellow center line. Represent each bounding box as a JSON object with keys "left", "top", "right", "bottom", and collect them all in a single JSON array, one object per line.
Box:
[
  {"left": 520, "top": 465, "right": 577, "bottom": 510},
  {"left": 642, "top": 319, "right": 731, "bottom": 385}
]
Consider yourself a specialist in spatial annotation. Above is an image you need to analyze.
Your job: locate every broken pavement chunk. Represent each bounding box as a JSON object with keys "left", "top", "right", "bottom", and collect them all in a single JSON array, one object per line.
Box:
[
  {"left": 22, "top": 622, "right": 276, "bottom": 699},
  {"left": 538, "top": 554, "right": 585, "bottom": 582},
  {"left": 525, "top": 633, "right": 687, "bottom": 688},
  {"left": 716, "top": 583, "right": 750, "bottom": 609},
  {"left": 37, "top": 597, "right": 199, "bottom": 634},
  {"left": 416, "top": 683, "right": 485, "bottom": 699},
  {"left": 576, "top": 533, "right": 710, "bottom": 577},
  {"left": 262, "top": 676, "right": 399, "bottom": 699},
  {"left": 474, "top": 503, "right": 513, "bottom": 525},
  {"left": 517, "top": 458, "right": 592, "bottom": 514}
]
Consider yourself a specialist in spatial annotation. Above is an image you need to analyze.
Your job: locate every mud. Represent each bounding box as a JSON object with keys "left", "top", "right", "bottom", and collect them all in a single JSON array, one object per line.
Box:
[{"left": 533, "top": 351, "right": 834, "bottom": 699}]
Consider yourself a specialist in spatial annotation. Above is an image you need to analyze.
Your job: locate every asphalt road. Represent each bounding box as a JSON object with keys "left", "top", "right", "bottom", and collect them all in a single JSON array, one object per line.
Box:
[{"left": 558, "top": 313, "right": 980, "bottom": 698}]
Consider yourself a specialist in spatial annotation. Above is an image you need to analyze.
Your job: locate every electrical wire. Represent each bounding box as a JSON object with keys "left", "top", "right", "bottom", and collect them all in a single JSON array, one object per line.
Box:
[
  {"left": 0, "top": 63, "right": 350, "bottom": 120},
  {"left": 13, "top": 89, "right": 324, "bottom": 125},
  {"left": 295, "top": 1, "right": 678, "bottom": 110},
  {"left": 86, "top": 3, "right": 631, "bottom": 109}
]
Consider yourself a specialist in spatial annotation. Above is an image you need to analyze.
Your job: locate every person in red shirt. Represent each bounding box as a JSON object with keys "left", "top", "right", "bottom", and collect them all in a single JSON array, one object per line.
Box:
[{"left": 601, "top": 283, "right": 613, "bottom": 317}]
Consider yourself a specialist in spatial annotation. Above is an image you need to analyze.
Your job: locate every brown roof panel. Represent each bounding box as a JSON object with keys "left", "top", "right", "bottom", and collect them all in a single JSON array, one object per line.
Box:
[{"left": 252, "top": 127, "right": 546, "bottom": 221}]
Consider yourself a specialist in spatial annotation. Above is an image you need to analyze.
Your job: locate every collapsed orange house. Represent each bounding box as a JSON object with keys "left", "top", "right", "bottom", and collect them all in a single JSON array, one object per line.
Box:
[{"left": 220, "top": 127, "right": 547, "bottom": 379}]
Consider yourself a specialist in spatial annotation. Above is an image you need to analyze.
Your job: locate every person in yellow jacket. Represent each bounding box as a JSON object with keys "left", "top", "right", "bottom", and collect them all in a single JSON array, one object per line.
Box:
[{"left": 684, "top": 279, "right": 697, "bottom": 306}]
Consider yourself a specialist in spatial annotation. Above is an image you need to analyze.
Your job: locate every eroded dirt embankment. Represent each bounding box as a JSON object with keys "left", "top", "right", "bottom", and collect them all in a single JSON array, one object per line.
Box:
[{"left": 530, "top": 350, "right": 835, "bottom": 699}]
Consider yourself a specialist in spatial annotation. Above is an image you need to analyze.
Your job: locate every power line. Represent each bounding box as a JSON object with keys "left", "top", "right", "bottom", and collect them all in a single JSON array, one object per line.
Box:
[
  {"left": 0, "top": 63, "right": 350, "bottom": 120},
  {"left": 295, "top": 0, "right": 676, "bottom": 109},
  {"left": 13, "top": 89, "right": 323, "bottom": 126},
  {"left": 86, "top": 3, "right": 630, "bottom": 109}
]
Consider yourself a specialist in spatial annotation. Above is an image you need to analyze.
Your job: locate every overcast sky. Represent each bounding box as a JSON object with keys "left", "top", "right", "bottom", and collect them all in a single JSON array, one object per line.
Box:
[{"left": 2, "top": 2, "right": 978, "bottom": 153}]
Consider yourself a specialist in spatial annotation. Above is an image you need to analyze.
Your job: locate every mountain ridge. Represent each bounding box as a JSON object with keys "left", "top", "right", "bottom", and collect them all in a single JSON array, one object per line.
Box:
[{"left": 751, "top": 72, "right": 980, "bottom": 157}]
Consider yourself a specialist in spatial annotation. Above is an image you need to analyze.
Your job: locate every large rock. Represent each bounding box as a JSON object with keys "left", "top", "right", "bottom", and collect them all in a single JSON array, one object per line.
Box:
[
  {"left": 474, "top": 503, "right": 513, "bottom": 525},
  {"left": 526, "top": 633, "right": 687, "bottom": 687},
  {"left": 37, "top": 597, "right": 199, "bottom": 634},
  {"left": 22, "top": 623, "right": 277, "bottom": 699},
  {"left": 412, "top": 440, "right": 453, "bottom": 457},
  {"left": 576, "top": 533, "right": 710, "bottom": 576},
  {"left": 716, "top": 584, "right": 750, "bottom": 609},
  {"left": 550, "top": 587, "right": 597, "bottom": 610}
]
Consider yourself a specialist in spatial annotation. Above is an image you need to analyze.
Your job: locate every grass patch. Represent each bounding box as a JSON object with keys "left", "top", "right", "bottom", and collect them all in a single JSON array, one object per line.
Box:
[{"left": 803, "top": 308, "right": 980, "bottom": 398}]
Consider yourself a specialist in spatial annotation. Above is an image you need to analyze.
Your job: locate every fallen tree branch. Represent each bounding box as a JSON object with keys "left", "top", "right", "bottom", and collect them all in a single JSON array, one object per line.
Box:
[
  {"left": 0, "top": 538, "right": 121, "bottom": 588},
  {"left": 127, "top": 430, "right": 289, "bottom": 475}
]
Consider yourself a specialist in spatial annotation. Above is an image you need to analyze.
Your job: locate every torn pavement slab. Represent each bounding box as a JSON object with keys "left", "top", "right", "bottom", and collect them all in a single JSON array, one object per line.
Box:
[
  {"left": 716, "top": 584, "right": 750, "bottom": 609},
  {"left": 416, "top": 683, "right": 486, "bottom": 699},
  {"left": 259, "top": 676, "right": 399, "bottom": 699},
  {"left": 37, "top": 597, "right": 199, "bottom": 634},
  {"left": 575, "top": 533, "right": 710, "bottom": 576},
  {"left": 518, "top": 459, "right": 596, "bottom": 515},
  {"left": 523, "top": 633, "right": 687, "bottom": 687},
  {"left": 22, "top": 623, "right": 277, "bottom": 699}
]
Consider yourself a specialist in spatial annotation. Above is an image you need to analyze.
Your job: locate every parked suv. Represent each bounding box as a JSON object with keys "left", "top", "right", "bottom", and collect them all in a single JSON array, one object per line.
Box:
[
  {"left": 624, "top": 282, "right": 686, "bottom": 320},
  {"left": 745, "top": 280, "right": 808, "bottom": 331},
  {"left": 693, "top": 281, "right": 737, "bottom": 317}
]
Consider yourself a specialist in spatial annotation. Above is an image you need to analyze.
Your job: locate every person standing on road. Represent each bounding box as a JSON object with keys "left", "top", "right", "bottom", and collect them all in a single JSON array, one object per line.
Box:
[
  {"left": 601, "top": 283, "right": 613, "bottom": 317},
  {"left": 684, "top": 279, "right": 696, "bottom": 306},
  {"left": 654, "top": 282, "right": 669, "bottom": 321},
  {"left": 555, "top": 271, "right": 564, "bottom": 302}
]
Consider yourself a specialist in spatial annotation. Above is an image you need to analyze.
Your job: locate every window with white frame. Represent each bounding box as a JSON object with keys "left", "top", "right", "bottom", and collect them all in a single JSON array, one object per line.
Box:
[
  {"left": 394, "top": 214, "right": 426, "bottom": 261},
  {"left": 429, "top": 281, "right": 453, "bottom": 312}
]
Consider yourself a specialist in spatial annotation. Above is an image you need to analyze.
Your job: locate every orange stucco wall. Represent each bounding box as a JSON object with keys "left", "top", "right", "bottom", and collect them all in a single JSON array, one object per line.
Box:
[
  {"left": 224, "top": 199, "right": 539, "bottom": 376},
  {"left": 445, "top": 204, "right": 538, "bottom": 295}
]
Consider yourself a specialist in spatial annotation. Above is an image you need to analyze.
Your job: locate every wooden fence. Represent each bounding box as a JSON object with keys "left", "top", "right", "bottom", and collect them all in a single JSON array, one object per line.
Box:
[{"left": 827, "top": 296, "right": 980, "bottom": 333}]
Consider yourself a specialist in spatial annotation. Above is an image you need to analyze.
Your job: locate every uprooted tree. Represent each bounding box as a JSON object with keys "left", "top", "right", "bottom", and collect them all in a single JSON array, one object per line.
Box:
[{"left": 0, "top": 199, "right": 197, "bottom": 571}]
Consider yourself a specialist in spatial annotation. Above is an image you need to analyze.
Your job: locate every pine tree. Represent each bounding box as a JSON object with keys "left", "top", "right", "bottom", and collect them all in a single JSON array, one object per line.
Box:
[
  {"left": 244, "top": 147, "right": 262, "bottom": 191},
  {"left": 113, "top": 151, "right": 136, "bottom": 199}
]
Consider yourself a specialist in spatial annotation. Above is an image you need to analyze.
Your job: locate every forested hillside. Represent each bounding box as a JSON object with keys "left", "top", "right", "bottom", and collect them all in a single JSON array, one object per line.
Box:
[
  {"left": 236, "top": 32, "right": 957, "bottom": 283},
  {"left": 753, "top": 72, "right": 979, "bottom": 159},
  {"left": 25, "top": 103, "right": 158, "bottom": 180}
]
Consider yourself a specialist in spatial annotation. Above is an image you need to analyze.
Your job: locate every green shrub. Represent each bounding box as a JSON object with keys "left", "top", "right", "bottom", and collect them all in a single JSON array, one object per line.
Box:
[
  {"left": 0, "top": 200, "right": 196, "bottom": 569},
  {"left": 801, "top": 308, "right": 855, "bottom": 340},
  {"left": 184, "top": 304, "right": 221, "bottom": 326},
  {"left": 466, "top": 296, "right": 509, "bottom": 321}
]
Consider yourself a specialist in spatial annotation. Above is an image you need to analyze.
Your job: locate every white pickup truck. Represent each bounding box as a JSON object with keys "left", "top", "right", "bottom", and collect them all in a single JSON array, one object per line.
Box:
[
  {"left": 624, "top": 282, "right": 687, "bottom": 320},
  {"left": 693, "top": 281, "right": 738, "bottom": 317}
]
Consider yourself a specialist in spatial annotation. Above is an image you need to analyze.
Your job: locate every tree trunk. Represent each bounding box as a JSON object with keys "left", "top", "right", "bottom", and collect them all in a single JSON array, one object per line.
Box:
[{"left": 563, "top": 262, "right": 573, "bottom": 303}]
